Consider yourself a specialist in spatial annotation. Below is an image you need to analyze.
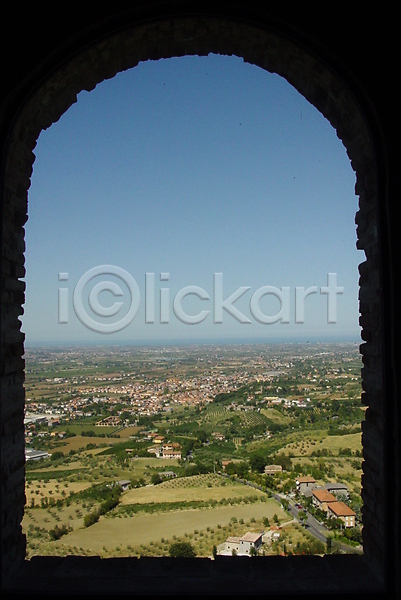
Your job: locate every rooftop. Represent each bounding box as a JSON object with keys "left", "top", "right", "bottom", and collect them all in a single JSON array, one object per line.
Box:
[
  {"left": 324, "top": 482, "right": 349, "bottom": 490},
  {"left": 312, "top": 489, "right": 337, "bottom": 503},
  {"left": 240, "top": 532, "right": 264, "bottom": 543},
  {"left": 327, "top": 501, "right": 356, "bottom": 517}
]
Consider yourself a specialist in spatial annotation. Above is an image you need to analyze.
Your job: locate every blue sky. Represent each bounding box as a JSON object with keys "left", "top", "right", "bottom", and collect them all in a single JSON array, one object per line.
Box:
[{"left": 22, "top": 53, "right": 363, "bottom": 346}]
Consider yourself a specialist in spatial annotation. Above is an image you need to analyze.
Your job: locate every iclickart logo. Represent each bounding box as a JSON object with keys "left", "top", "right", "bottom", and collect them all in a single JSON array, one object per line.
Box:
[{"left": 58, "top": 266, "right": 344, "bottom": 334}]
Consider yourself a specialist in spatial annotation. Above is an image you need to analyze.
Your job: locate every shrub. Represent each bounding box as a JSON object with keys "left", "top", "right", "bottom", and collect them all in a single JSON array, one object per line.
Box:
[
  {"left": 168, "top": 542, "right": 196, "bottom": 558},
  {"left": 51, "top": 451, "right": 64, "bottom": 462},
  {"left": 151, "top": 473, "right": 162, "bottom": 485},
  {"left": 49, "top": 523, "right": 71, "bottom": 541},
  {"left": 84, "top": 511, "right": 99, "bottom": 527}
]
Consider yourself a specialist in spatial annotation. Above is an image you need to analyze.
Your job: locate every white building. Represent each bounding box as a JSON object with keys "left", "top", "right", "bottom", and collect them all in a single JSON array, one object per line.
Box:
[
  {"left": 221, "top": 532, "right": 264, "bottom": 556},
  {"left": 25, "top": 448, "right": 50, "bottom": 461},
  {"left": 264, "top": 464, "right": 283, "bottom": 475}
]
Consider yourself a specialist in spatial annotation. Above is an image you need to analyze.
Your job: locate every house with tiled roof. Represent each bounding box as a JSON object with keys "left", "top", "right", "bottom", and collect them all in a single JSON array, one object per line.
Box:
[
  {"left": 161, "top": 448, "right": 181, "bottom": 459},
  {"left": 312, "top": 488, "right": 337, "bottom": 512},
  {"left": 327, "top": 501, "right": 356, "bottom": 527},
  {"left": 222, "top": 532, "right": 264, "bottom": 556},
  {"left": 295, "top": 475, "right": 316, "bottom": 495}
]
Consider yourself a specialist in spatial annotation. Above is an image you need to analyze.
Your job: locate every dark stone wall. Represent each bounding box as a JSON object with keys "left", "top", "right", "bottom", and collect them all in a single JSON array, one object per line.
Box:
[{"left": 1, "top": 4, "right": 399, "bottom": 596}]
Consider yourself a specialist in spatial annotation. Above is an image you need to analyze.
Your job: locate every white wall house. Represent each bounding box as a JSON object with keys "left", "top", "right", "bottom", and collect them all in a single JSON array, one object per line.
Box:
[{"left": 222, "top": 532, "right": 264, "bottom": 556}]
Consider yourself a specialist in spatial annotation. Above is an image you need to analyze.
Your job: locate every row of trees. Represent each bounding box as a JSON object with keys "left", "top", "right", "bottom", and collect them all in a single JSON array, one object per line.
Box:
[{"left": 83, "top": 485, "right": 122, "bottom": 527}]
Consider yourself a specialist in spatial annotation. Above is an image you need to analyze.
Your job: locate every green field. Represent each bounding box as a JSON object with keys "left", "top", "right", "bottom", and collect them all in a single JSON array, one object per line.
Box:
[
  {"left": 261, "top": 408, "right": 293, "bottom": 425},
  {"left": 201, "top": 405, "right": 269, "bottom": 429}
]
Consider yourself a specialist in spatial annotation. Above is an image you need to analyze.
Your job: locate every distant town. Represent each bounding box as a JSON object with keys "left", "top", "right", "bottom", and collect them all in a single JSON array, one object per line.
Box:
[{"left": 24, "top": 342, "right": 358, "bottom": 430}]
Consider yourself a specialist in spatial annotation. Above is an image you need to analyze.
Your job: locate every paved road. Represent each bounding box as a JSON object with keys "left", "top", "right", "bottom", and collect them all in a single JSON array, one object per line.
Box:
[
  {"left": 275, "top": 493, "right": 362, "bottom": 554},
  {"left": 218, "top": 474, "right": 362, "bottom": 554},
  {"left": 229, "top": 478, "right": 329, "bottom": 542},
  {"left": 281, "top": 497, "right": 328, "bottom": 542}
]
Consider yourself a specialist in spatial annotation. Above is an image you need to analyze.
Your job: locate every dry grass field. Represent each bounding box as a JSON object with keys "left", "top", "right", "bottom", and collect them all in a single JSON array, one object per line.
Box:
[
  {"left": 23, "top": 499, "right": 95, "bottom": 534},
  {"left": 25, "top": 480, "right": 92, "bottom": 504},
  {"left": 120, "top": 474, "right": 265, "bottom": 505},
  {"left": 52, "top": 435, "right": 119, "bottom": 454},
  {"left": 117, "top": 426, "right": 142, "bottom": 438},
  {"left": 51, "top": 498, "right": 288, "bottom": 555},
  {"left": 282, "top": 432, "right": 362, "bottom": 456},
  {"left": 23, "top": 472, "right": 289, "bottom": 558},
  {"left": 318, "top": 432, "right": 362, "bottom": 453}
]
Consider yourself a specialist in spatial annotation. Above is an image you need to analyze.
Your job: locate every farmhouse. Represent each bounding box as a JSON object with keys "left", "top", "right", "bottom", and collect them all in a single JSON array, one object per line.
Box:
[
  {"left": 222, "top": 532, "right": 264, "bottom": 556},
  {"left": 162, "top": 442, "right": 180, "bottom": 452},
  {"left": 116, "top": 480, "right": 131, "bottom": 491},
  {"left": 161, "top": 449, "right": 181, "bottom": 459},
  {"left": 264, "top": 464, "right": 282, "bottom": 475},
  {"left": 295, "top": 476, "right": 316, "bottom": 495}
]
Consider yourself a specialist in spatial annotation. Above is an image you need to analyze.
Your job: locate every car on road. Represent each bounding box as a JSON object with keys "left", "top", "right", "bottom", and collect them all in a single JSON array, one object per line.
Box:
[{"left": 295, "top": 503, "right": 303, "bottom": 509}]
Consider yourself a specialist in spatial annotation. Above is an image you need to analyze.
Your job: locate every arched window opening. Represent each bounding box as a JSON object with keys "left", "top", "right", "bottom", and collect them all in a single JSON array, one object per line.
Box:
[
  {"left": 22, "top": 53, "right": 364, "bottom": 560},
  {"left": 1, "top": 14, "right": 387, "bottom": 596}
]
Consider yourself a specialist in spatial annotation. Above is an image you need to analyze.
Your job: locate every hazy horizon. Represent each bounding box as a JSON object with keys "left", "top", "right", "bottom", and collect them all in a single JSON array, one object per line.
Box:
[{"left": 24, "top": 335, "right": 361, "bottom": 349}]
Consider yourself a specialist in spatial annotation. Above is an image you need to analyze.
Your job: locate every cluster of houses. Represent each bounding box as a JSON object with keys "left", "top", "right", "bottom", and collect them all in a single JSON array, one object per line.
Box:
[
  {"left": 265, "top": 396, "right": 311, "bottom": 408},
  {"left": 295, "top": 475, "right": 356, "bottom": 527},
  {"left": 146, "top": 433, "right": 182, "bottom": 460}
]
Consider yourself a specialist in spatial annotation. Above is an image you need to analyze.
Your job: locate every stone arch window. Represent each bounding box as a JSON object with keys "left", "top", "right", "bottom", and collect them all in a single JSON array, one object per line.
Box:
[{"left": 1, "top": 11, "right": 393, "bottom": 596}]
